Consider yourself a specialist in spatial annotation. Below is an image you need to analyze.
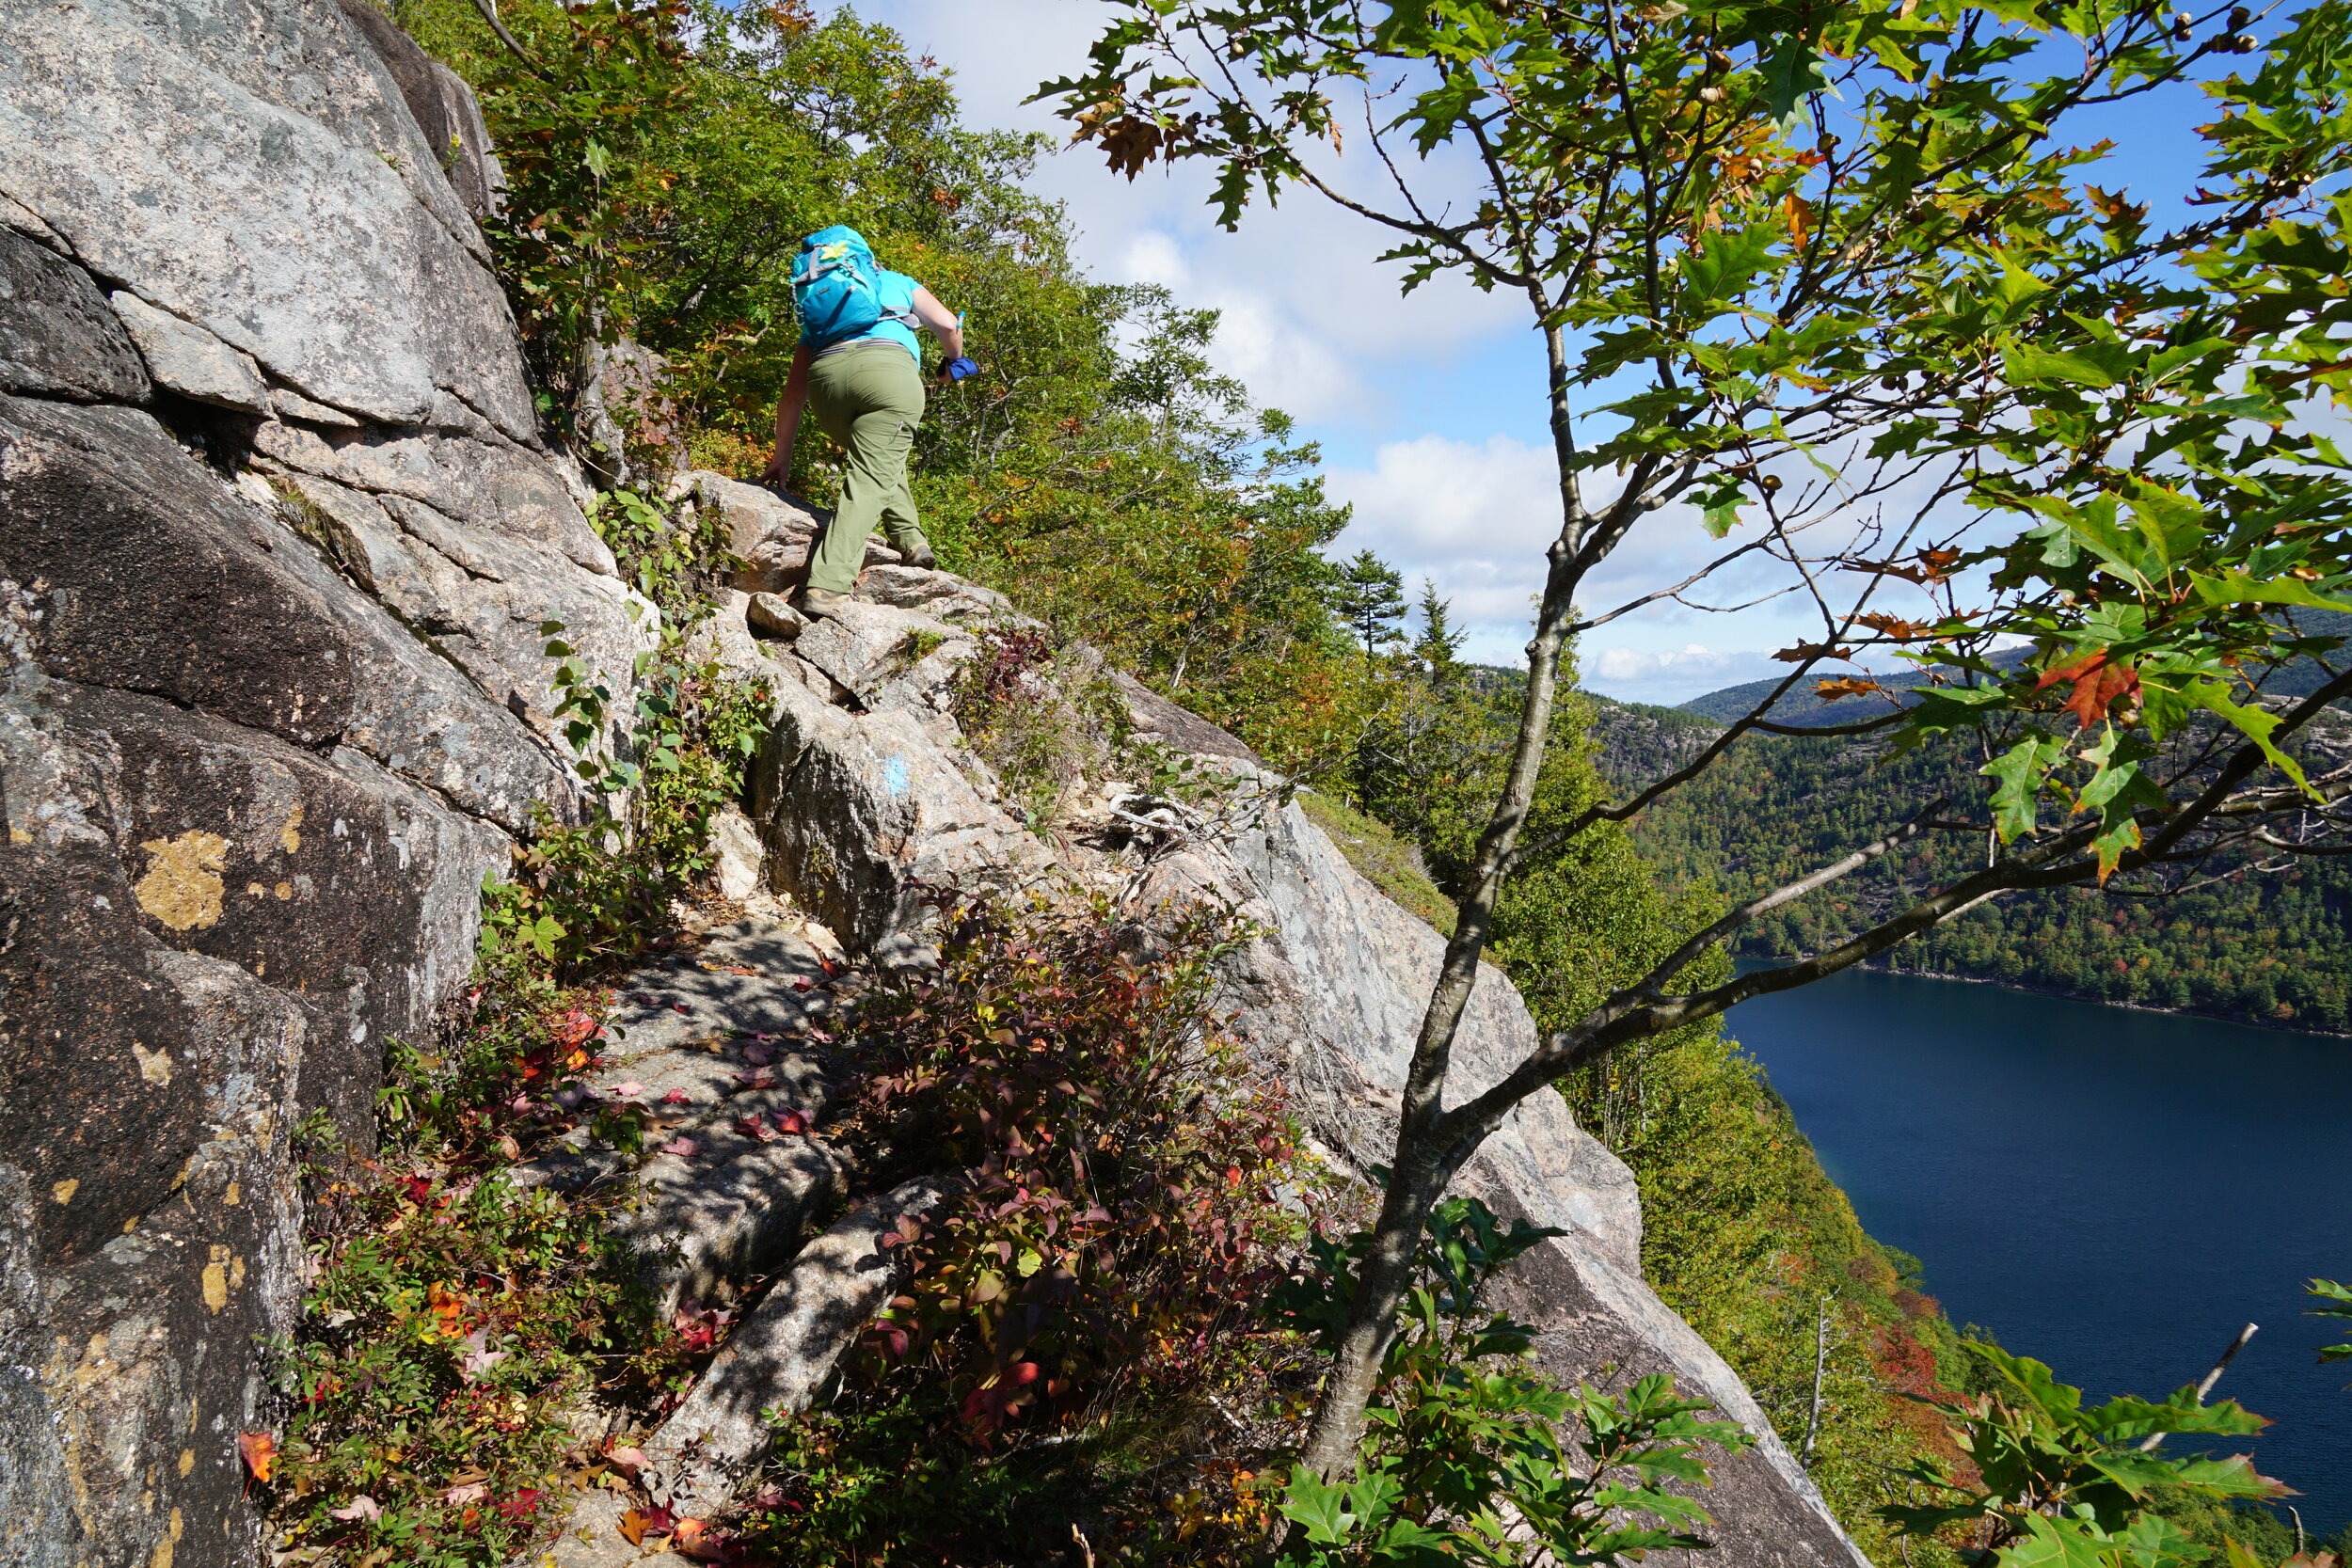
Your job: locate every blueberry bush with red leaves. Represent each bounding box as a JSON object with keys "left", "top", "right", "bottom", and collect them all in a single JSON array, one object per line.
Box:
[{"left": 743, "top": 892, "right": 1314, "bottom": 1565}]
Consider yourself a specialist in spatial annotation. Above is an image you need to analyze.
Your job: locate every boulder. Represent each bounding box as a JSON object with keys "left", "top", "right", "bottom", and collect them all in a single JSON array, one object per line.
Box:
[
  {"left": 108, "top": 292, "right": 271, "bottom": 414},
  {"left": 745, "top": 591, "right": 807, "bottom": 641},
  {"left": 854, "top": 562, "right": 1014, "bottom": 621},
  {"left": 0, "top": 226, "right": 150, "bottom": 403},
  {"left": 673, "top": 469, "right": 904, "bottom": 592},
  {"left": 750, "top": 673, "right": 1054, "bottom": 949},
  {"left": 709, "top": 804, "right": 767, "bottom": 900},
  {"left": 0, "top": 0, "right": 534, "bottom": 436},
  {"left": 789, "top": 598, "right": 966, "bottom": 707}
]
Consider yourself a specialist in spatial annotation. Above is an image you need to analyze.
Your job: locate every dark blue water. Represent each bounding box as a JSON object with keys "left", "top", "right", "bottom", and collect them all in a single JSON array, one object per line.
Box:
[{"left": 1727, "top": 967, "right": 2352, "bottom": 1530}]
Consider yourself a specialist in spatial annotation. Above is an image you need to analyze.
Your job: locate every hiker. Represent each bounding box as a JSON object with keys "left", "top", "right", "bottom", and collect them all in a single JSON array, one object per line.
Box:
[{"left": 764, "top": 225, "right": 977, "bottom": 615}]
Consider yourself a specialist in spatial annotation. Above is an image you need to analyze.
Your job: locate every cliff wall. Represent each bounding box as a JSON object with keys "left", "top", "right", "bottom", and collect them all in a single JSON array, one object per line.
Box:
[{"left": 0, "top": 3, "right": 644, "bottom": 1563}]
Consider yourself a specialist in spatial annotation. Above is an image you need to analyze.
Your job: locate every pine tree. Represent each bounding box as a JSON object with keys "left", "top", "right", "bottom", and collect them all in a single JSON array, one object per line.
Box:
[
  {"left": 1334, "top": 548, "right": 1406, "bottom": 660},
  {"left": 1412, "top": 580, "right": 1465, "bottom": 687}
]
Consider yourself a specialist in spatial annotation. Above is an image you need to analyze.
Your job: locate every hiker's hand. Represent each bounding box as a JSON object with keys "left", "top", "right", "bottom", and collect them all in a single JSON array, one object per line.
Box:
[
  {"left": 762, "top": 449, "right": 788, "bottom": 487},
  {"left": 937, "top": 356, "right": 977, "bottom": 387}
]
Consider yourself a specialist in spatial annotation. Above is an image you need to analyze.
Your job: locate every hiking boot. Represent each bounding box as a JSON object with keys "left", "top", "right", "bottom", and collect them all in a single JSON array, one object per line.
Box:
[
  {"left": 795, "top": 585, "right": 853, "bottom": 618},
  {"left": 898, "top": 537, "right": 938, "bottom": 570}
]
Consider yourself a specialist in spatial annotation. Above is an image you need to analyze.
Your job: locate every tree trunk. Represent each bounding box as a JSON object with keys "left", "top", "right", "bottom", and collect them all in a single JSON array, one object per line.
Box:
[
  {"left": 1293, "top": 319, "right": 1594, "bottom": 1481},
  {"left": 575, "top": 303, "right": 632, "bottom": 491}
]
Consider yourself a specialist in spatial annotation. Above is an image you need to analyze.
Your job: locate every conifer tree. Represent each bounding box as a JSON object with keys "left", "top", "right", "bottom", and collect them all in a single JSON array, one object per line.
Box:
[{"left": 1334, "top": 548, "right": 1407, "bottom": 661}]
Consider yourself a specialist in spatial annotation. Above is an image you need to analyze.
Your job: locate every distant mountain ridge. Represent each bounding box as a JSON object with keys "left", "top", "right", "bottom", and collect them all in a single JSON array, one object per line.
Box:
[{"left": 1675, "top": 610, "right": 2351, "bottom": 724}]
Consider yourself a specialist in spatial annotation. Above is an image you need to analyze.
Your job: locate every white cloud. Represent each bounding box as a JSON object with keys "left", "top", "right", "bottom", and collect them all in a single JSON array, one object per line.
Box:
[
  {"left": 1583, "top": 644, "right": 1780, "bottom": 705},
  {"left": 852, "top": 0, "right": 1528, "bottom": 423},
  {"left": 1327, "top": 434, "right": 1558, "bottom": 626}
]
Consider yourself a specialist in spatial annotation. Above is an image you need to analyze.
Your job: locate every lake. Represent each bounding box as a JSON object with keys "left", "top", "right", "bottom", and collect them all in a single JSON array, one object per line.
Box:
[{"left": 1727, "top": 967, "right": 2352, "bottom": 1532}]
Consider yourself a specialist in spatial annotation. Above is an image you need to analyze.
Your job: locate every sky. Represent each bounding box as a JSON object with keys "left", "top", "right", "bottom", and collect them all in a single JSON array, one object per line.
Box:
[{"left": 842, "top": 0, "right": 2225, "bottom": 705}]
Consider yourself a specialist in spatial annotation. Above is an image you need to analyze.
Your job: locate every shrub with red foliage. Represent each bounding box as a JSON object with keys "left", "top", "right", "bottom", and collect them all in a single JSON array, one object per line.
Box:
[{"left": 845, "top": 892, "right": 1300, "bottom": 1441}]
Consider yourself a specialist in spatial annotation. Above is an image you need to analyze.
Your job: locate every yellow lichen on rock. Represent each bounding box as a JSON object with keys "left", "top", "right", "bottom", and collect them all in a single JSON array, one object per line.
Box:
[
  {"left": 135, "top": 831, "right": 229, "bottom": 931},
  {"left": 200, "top": 1246, "right": 230, "bottom": 1313},
  {"left": 132, "top": 1042, "right": 173, "bottom": 1086},
  {"left": 278, "top": 799, "right": 303, "bottom": 854}
]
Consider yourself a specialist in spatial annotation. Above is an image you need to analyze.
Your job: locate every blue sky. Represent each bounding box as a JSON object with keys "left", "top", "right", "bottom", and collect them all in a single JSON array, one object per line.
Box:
[{"left": 846, "top": 0, "right": 2233, "bottom": 704}]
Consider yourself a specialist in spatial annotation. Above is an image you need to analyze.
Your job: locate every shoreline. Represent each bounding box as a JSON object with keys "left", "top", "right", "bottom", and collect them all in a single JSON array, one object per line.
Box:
[{"left": 1732, "top": 951, "right": 2352, "bottom": 1040}]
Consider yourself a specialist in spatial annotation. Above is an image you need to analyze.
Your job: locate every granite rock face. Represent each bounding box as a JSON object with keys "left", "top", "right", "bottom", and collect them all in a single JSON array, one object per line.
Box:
[
  {"left": 0, "top": 8, "right": 645, "bottom": 1563},
  {"left": 0, "top": 228, "right": 151, "bottom": 404},
  {"left": 0, "top": 0, "right": 533, "bottom": 435}
]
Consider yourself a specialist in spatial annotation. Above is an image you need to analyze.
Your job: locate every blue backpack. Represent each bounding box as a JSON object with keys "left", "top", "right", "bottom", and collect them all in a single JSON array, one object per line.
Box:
[{"left": 792, "top": 226, "right": 917, "bottom": 351}]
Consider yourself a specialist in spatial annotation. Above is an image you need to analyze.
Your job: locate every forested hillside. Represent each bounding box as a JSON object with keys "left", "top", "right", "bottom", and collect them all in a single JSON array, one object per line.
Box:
[{"left": 1604, "top": 697, "right": 2352, "bottom": 1032}]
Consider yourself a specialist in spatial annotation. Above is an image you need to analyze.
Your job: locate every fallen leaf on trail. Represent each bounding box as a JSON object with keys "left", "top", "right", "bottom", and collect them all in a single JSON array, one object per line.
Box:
[
  {"left": 742, "top": 1043, "right": 774, "bottom": 1066},
  {"left": 673, "top": 1517, "right": 724, "bottom": 1559},
  {"left": 660, "top": 1136, "right": 698, "bottom": 1157},
  {"left": 442, "top": 1481, "right": 489, "bottom": 1506},
  {"left": 774, "top": 1110, "right": 811, "bottom": 1135},
  {"left": 330, "top": 1496, "right": 382, "bottom": 1523},
  {"left": 238, "top": 1431, "right": 277, "bottom": 1483},
  {"left": 612, "top": 1080, "right": 647, "bottom": 1098},
  {"left": 661, "top": 1086, "right": 691, "bottom": 1105},
  {"left": 497, "top": 1488, "right": 542, "bottom": 1522},
  {"left": 606, "top": 1446, "right": 650, "bottom": 1478},
  {"left": 724, "top": 964, "right": 758, "bottom": 977},
  {"left": 791, "top": 978, "right": 815, "bottom": 993},
  {"left": 496, "top": 1132, "right": 522, "bottom": 1162},
  {"left": 736, "top": 1115, "right": 779, "bottom": 1143},
  {"left": 618, "top": 1504, "right": 676, "bottom": 1545}
]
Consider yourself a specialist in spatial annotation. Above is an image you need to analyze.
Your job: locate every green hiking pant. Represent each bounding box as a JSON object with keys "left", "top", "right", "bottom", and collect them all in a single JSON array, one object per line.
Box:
[{"left": 804, "top": 340, "right": 928, "bottom": 593}]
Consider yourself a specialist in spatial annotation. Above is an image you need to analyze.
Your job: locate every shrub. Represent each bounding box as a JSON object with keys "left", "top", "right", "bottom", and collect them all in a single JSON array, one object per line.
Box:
[
  {"left": 948, "top": 626, "right": 1130, "bottom": 831},
  {"left": 744, "top": 891, "right": 1307, "bottom": 1565},
  {"left": 1268, "top": 1196, "right": 1756, "bottom": 1566}
]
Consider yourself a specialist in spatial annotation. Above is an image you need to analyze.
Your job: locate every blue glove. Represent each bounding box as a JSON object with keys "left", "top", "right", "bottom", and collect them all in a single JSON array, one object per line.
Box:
[{"left": 944, "top": 356, "right": 978, "bottom": 383}]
